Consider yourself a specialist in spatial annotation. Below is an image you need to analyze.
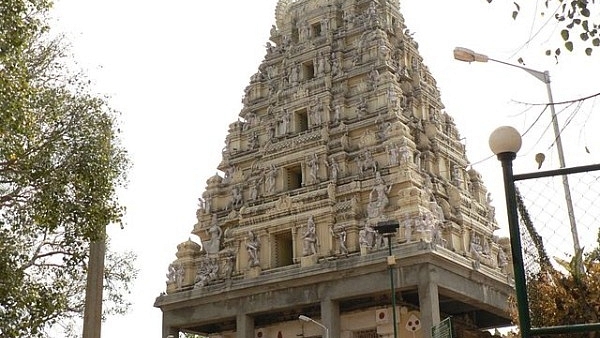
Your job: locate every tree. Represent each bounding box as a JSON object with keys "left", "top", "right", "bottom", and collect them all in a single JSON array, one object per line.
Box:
[
  {"left": 0, "top": 0, "right": 134, "bottom": 336},
  {"left": 487, "top": 0, "right": 600, "bottom": 56}
]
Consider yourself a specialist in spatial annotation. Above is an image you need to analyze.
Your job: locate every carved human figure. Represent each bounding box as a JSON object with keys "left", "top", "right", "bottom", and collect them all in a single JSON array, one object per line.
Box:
[
  {"left": 197, "top": 197, "right": 205, "bottom": 215},
  {"left": 194, "top": 258, "right": 219, "bottom": 289},
  {"left": 452, "top": 164, "right": 463, "bottom": 187},
  {"left": 281, "top": 109, "right": 290, "bottom": 134},
  {"left": 248, "top": 131, "right": 258, "bottom": 149},
  {"left": 470, "top": 235, "right": 483, "bottom": 268},
  {"left": 249, "top": 178, "right": 259, "bottom": 201},
  {"left": 498, "top": 248, "right": 508, "bottom": 272},
  {"left": 265, "top": 164, "right": 277, "bottom": 193},
  {"left": 387, "top": 143, "right": 399, "bottom": 166},
  {"left": 370, "top": 172, "right": 391, "bottom": 209},
  {"left": 326, "top": 157, "right": 340, "bottom": 182},
  {"left": 203, "top": 193, "right": 212, "bottom": 213},
  {"left": 315, "top": 51, "right": 326, "bottom": 77},
  {"left": 362, "top": 150, "right": 377, "bottom": 175},
  {"left": 368, "top": 68, "right": 380, "bottom": 90},
  {"left": 166, "top": 263, "right": 179, "bottom": 284},
  {"left": 330, "top": 225, "right": 348, "bottom": 255},
  {"left": 223, "top": 254, "right": 235, "bottom": 279},
  {"left": 310, "top": 99, "right": 322, "bottom": 126},
  {"left": 307, "top": 154, "right": 319, "bottom": 184},
  {"left": 231, "top": 185, "right": 243, "bottom": 209},
  {"left": 246, "top": 231, "right": 261, "bottom": 267},
  {"left": 204, "top": 214, "right": 222, "bottom": 254},
  {"left": 331, "top": 53, "right": 340, "bottom": 77},
  {"left": 362, "top": 223, "right": 377, "bottom": 249},
  {"left": 403, "top": 215, "right": 413, "bottom": 242},
  {"left": 290, "top": 64, "right": 299, "bottom": 85},
  {"left": 303, "top": 216, "right": 318, "bottom": 256},
  {"left": 357, "top": 97, "right": 368, "bottom": 117},
  {"left": 333, "top": 104, "right": 342, "bottom": 123},
  {"left": 398, "top": 139, "right": 411, "bottom": 164},
  {"left": 174, "top": 264, "right": 184, "bottom": 289},
  {"left": 267, "top": 122, "right": 276, "bottom": 139},
  {"left": 486, "top": 192, "right": 496, "bottom": 224}
]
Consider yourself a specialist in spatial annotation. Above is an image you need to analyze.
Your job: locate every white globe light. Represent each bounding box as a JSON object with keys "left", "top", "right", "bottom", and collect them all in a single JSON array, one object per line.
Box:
[{"left": 489, "top": 126, "right": 522, "bottom": 155}]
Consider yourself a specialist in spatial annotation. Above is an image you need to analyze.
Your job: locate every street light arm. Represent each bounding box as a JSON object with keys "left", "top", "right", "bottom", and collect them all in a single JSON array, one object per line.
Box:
[
  {"left": 454, "top": 46, "right": 549, "bottom": 84},
  {"left": 299, "top": 315, "right": 329, "bottom": 338},
  {"left": 487, "top": 58, "right": 549, "bottom": 84}
]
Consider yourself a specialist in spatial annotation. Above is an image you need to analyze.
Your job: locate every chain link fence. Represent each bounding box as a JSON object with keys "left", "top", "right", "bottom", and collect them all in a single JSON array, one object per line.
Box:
[{"left": 512, "top": 164, "right": 600, "bottom": 336}]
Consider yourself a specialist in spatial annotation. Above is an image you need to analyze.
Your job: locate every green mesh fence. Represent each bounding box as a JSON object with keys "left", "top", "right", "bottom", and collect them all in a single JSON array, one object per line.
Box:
[{"left": 513, "top": 165, "right": 600, "bottom": 336}]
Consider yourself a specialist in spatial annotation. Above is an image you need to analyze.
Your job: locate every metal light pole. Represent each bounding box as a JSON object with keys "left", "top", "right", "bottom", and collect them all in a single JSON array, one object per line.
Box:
[
  {"left": 375, "top": 220, "right": 400, "bottom": 338},
  {"left": 489, "top": 126, "right": 532, "bottom": 338},
  {"left": 454, "top": 47, "right": 582, "bottom": 272},
  {"left": 299, "top": 315, "right": 329, "bottom": 338}
]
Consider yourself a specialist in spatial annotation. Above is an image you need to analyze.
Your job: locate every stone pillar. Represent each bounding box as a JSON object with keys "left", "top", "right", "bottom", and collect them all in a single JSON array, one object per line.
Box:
[
  {"left": 417, "top": 264, "right": 440, "bottom": 338},
  {"left": 321, "top": 298, "right": 340, "bottom": 338},
  {"left": 162, "top": 325, "right": 179, "bottom": 338},
  {"left": 237, "top": 313, "right": 254, "bottom": 338}
]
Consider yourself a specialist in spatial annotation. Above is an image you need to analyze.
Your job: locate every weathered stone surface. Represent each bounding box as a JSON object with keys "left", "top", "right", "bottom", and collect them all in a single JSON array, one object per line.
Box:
[{"left": 155, "top": 1, "right": 513, "bottom": 337}]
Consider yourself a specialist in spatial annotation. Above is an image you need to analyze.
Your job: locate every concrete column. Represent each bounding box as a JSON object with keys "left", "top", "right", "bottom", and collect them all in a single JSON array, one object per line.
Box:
[
  {"left": 417, "top": 265, "right": 440, "bottom": 338},
  {"left": 236, "top": 313, "right": 255, "bottom": 338},
  {"left": 162, "top": 325, "right": 179, "bottom": 338},
  {"left": 82, "top": 238, "right": 105, "bottom": 338},
  {"left": 321, "top": 298, "right": 340, "bottom": 338}
]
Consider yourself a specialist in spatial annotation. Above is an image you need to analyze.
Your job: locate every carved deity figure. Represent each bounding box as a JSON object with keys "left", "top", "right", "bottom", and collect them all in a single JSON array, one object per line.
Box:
[
  {"left": 357, "top": 97, "right": 368, "bottom": 117},
  {"left": 281, "top": 109, "right": 290, "bottom": 134},
  {"left": 333, "top": 104, "right": 342, "bottom": 123},
  {"left": 331, "top": 53, "right": 341, "bottom": 77},
  {"left": 303, "top": 216, "right": 318, "bottom": 256},
  {"left": 326, "top": 157, "right": 340, "bottom": 182},
  {"left": 486, "top": 192, "right": 496, "bottom": 224},
  {"left": 166, "top": 263, "right": 183, "bottom": 286},
  {"left": 370, "top": 172, "right": 391, "bottom": 209},
  {"left": 231, "top": 185, "right": 243, "bottom": 209},
  {"left": 307, "top": 154, "right": 319, "bottom": 184},
  {"left": 330, "top": 225, "right": 348, "bottom": 255},
  {"left": 369, "top": 68, "right": 380, "bottom": 90},
  {"left": 387, "top": 143, "right": 399, "bottom": 166},
  {"left": 246, "top": 231, "right": 261, "bottom": 267},
  {"left": 265, "top": 164, "right": 277, "bottom": 194},
  {"left": 470, "top": 235, "right": 483, "bottom": 268},
  {"left": 498, "top": 248, "right": 508, "bottom": 272},
  {"left": 359, "top": 223, "right": 376, "bottom": 249},
  {"left": 315, "top": 51, "right": 327, "bottom": 77},
  {"left": 403, "top": 215, "right": 413, "bottom": 242},
  {"left": 194, "top": 258, "right": 219, "bottom": 289},
  {"left": 204, "top": 214, "right": 222, "bottom": 254},
  {"left": 398, "top": 138, "right": 411, "bottom": 164}
]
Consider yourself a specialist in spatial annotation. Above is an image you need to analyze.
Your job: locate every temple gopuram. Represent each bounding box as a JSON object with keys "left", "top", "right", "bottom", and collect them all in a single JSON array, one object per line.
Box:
[{"left": 154, "top": 1, "right": 514, "bottom": 337}]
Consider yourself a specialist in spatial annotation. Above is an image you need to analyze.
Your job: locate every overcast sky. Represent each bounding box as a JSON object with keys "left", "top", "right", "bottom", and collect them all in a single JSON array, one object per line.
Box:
[{"left": 50, "top": 0, "right": 600, "bottom": 337}]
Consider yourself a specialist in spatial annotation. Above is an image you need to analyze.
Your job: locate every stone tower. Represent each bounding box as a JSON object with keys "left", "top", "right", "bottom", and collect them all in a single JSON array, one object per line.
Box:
[{"left": 155, "top": 1, "right": 514, "bottom": 337}]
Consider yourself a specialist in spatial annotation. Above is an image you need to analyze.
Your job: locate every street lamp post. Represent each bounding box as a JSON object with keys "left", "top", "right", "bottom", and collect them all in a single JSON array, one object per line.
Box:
[
  {"left": 299, "top": 315, "right": 329, "bottom": 338},
  {"left": 375, "top": 220, "right": 400, "bottom": 338},
  {"left": 454, "top": 47, "right": 582, "bottom": 272},
  {"left": 489, "top": 126, "right": 532, "bottom": 338}
]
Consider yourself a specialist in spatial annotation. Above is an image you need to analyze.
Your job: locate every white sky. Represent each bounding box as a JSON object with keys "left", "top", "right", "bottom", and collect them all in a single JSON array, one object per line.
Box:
[{"left": 49, "top": 0, "right": 600, "bottom": 337}]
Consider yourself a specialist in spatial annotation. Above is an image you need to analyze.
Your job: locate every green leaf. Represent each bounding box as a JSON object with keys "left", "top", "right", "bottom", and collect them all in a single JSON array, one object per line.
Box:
[
  {"left": 545, "top": 49, "right": 552, "bottom": 56},
  {"left": 565, "top": 41, "right": 574, "bottom": 51},
  {"left": 561, "top": 29, "right": 570, "bottom": 41},
  {"left": 512, "top": 10, "right": 519, "bottom": 20},
  {"left": 593, "top": 38, "right": 600, "bottom": 46},
  {"left": 581, "top": 32, "right": 589, "bottom": 41},
  {"left": 585, "top": 47, "right": 593, "bottom": 56},
  {"left": 581, "top": 8, "right": 590, "bottom": 17}
]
